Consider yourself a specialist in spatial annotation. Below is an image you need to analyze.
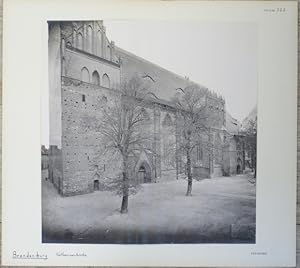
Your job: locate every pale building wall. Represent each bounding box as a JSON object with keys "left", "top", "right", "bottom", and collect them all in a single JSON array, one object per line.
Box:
[
  {"left": 64, "top": 49, "right": 120, "bottom": 89},
  {"left": 49, "top": 22, "right": 62, "bottom": 148}
]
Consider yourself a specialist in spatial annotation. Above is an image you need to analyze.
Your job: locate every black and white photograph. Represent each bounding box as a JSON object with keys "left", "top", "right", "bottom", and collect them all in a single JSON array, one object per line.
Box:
[
  {"left": 2, "top": 0, "right": 298, "bottom": 266},
  {"left": 41, "top": 19, "right": 258, "bottom": 244}
]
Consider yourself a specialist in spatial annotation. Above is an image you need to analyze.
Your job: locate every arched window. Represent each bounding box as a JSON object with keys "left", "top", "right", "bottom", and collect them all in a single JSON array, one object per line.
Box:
[
  {"left": 102, "top": 73, "right": 110, "bottom": 88},
  {"left": 196, "top": 145, "right": 203, "bottom": 161},
  {"left": 97, "top": 31, "right": 102, "bottom": 56},
  {"left": 101, "top": 96, "right": 108, "bottom": 105},
  {"left": 77, "top": 32, "right": 83, "bottom": 50},
  {"left": 73, "top": 29, "right": 76, "bottom": 46},
  {"left": 81, "top": 67, "right": 90, "bottom": 83},
  {"left": 92, "top": 71, "right": 100, "bottom": 85},
  {"left": 87, "top": 25, "right": 93, "bottom": 53},
  {"left": 140, "top": 108, "right": 150, "bottom": 121},
  {"left": 101, "top": 96, "right": 107, "bottom": 104},
  {"left": 162, "top": 113, "right": 173, "bottom": 127}
]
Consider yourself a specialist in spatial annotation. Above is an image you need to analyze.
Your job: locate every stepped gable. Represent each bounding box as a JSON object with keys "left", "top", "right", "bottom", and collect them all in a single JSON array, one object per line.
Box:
[
  {"left": 225, "top": 112, "right": 241, "bottom": 134},
  {"left": 241, "top": 105, "right": 257, "bottom": 130}
]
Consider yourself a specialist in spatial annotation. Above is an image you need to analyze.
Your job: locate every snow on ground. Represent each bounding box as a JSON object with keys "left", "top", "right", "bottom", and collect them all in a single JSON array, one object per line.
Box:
[{"left": 42, "top": 175, "right": 256, "bottom": 243}]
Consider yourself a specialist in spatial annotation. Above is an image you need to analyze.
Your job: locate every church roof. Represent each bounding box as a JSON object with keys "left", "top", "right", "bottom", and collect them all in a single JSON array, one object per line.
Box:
[
  {"left": 115, "top": 46, "right": 206, "bottom": 102},
  {"left": 115, "top": 45, "right": 235, "bottom": 129}
]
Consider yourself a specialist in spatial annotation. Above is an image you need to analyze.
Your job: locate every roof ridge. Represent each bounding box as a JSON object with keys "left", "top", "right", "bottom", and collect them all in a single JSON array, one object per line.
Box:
[{"left": 115, "top": 45, "right": 207, "bottom": 89}]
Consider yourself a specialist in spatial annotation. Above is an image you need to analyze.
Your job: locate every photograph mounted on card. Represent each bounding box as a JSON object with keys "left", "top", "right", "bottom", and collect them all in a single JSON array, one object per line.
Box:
[
  {"left": 43, "top": 19, "right": 257, "bottom": 245},
  {"left": 2, "top": 0, "right": 297, "bottom": 266}
]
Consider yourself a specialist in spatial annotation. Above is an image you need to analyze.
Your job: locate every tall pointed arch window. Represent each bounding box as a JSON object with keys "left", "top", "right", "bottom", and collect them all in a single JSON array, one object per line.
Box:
[
  {"left": 162, "top": 113, "right": 173, "bottom": 127},
  {"left": 76, "top": 32, "right": 83, "bottom": 50},
  {"left": 140, "top": 108, "right": 150, "bottom": 121},
  {"left": 102, "top": 73, "right": 110, "bottom": 88},
  {"left": 87, "top": 25, "right": 93, "bottom": 53},
  {"left": 92, "top": 71, "right": 100, "bottom": 85},
  {"left": 196, "top": 145, "right": 203, "bottom": 161},
  {"left": 81, "top": 67, "right": 90, "bottom": 83},
  {"left": 106, "top": 45, "right": 111, "bottom": 60},
  {"left": 97, "top": 31, "right": 102, "bottom": 56}
]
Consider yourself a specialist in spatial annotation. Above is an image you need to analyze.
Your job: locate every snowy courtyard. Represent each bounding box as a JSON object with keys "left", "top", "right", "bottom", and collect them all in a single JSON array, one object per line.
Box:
[{"left": 42, "top": 175, "right": 256, "bottom": 244}]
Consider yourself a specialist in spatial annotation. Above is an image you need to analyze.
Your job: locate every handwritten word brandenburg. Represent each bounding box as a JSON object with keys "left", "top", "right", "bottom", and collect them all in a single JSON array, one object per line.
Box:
[{"left": 13, "top": 251, "right": 48, "bottom": 260}]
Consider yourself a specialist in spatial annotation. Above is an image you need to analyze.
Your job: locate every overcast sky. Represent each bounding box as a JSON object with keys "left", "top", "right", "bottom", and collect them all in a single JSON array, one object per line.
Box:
[{"left": 104, "top": 20, "right": 257, "bottom": 122}]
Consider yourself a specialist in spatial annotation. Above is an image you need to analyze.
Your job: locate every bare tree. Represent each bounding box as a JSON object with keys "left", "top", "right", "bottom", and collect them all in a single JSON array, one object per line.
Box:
[
  {"left": 244, "top": 118, "right": 257, "bottom": 178},
  {"left": 172, "top": 84, "right": 216, "bottom": 196},
  {"left": 84, "top": 75, "right": 154, "bottom": 213}
]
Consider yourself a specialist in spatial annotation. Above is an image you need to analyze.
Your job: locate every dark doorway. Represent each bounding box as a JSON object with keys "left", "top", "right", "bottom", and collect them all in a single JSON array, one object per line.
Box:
[
  {"left": 49, "top": 169, "right": 53, "bottom": 183},
  {"left": 237, "top": 165, "right": 241, "bottom": 174},
  {"left": 138, "top": 162, "right": 151, "bottom": 183},
  {"left": 94, "top": 180, "right": 100, "bottom": 191},
  {"left": 138, "top": 166, "right": 145, "bottom": 182}
]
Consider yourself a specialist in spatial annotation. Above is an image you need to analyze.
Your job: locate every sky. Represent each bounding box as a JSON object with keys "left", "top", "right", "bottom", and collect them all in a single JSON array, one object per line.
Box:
[{"left": 104, "top": 20, "right": 257, "bottom": 122}]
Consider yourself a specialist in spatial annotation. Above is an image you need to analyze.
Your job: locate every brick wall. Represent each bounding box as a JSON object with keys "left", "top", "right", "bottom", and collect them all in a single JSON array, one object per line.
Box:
[
  {"left": 59, "top": 76, "right": 230, "bottom": 194},
  {"left": 193, "top": 166, "right": 210, "bottom": 179},
  {"left": 61, "top": 77, "right": 124, "bottom": 195}
]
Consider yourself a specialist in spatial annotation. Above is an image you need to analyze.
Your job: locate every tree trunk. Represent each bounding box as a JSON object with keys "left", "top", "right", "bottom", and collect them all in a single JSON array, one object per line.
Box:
[
  {"left": 253, "top": 152, "right": 257, "bottom": 179},
  {"left": 251, "top": 149, "right": 255, "bottom": 171},
  {"left": 121, "top": 193, "right": 128, "bottom": 214},
  {"left": 186, "top": 133, "right": 192, "bottom": 196},
  {"left": 120, "top": 156, "right": 129, "bottom": 214}
]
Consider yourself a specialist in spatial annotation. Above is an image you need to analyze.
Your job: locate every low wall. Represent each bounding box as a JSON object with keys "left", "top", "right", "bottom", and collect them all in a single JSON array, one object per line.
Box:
[
  {"left": 42, "top": 169, "right": 49, "bottom": 181},
  {"left": 48, "top": 145, "right": 63, "bottom": 193},
  {"left": 193, "top": 166, "right": 210, "bottom": 179},
  {"left": 160, "top": 169, "right": 177, "bottom": 182},
  {"left": 212, "top": 165, "right": 223, "bottom": 177}
]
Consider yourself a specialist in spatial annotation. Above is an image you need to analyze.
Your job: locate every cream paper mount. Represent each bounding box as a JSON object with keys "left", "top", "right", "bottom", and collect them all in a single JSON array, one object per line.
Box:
[{"left": 2, "top": 0, "right": 298, "bottom": 267}]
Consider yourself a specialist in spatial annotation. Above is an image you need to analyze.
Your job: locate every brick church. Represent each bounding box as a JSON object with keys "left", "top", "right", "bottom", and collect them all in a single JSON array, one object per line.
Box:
[{"left": 47, "top": 20, "right": 245, "bottom": 196}]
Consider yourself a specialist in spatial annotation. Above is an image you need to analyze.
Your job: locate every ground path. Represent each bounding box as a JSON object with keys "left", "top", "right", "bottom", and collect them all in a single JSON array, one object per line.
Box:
[{"left": 42, "top": 175, "right": 256, "bottom": 244}]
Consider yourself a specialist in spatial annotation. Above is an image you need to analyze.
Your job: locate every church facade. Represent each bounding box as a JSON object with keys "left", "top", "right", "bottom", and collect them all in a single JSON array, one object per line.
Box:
[{"left": 47, "top": 20, "right": 245, "bottom": 196}]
